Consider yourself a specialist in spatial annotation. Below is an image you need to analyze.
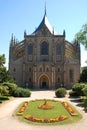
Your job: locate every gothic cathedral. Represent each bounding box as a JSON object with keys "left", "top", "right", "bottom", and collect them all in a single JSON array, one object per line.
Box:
[{"left": 9, "top": 12, "right": 80, "bottom": 89}]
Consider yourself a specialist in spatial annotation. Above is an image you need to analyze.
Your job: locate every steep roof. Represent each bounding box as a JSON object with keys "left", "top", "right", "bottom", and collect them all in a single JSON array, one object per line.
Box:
[{"left": 32, "top": 13, "right": 57, "bottom": 35}]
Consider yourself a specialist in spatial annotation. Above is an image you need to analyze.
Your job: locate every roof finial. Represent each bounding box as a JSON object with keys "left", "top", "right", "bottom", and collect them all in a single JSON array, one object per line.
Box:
[{"left": 45, "top": 1, "right": 47, "bottom": 16}]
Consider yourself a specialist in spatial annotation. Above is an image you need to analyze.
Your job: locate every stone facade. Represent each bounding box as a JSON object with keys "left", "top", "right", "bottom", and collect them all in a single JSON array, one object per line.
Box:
[{"left": 9, "top": 13, "right": 80, "bottom": 89}]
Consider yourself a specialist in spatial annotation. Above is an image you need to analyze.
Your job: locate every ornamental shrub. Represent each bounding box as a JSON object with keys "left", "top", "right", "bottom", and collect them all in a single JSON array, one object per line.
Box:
[
  {"left": 70, "top": 83, "right": 85, "bottom": 97},
  {"left": 82, "top": 85, "right": 87, "bottom": 96},
  {"left": 1, "top": 82, "right": 17, "bottom": 96},
  {"left": 69, "top": 91, "right": 77, "bottom": 97},
  {"left": 13, "top": 87, "right": 31, "bottom": 97},
  {"left": 55, "top": 88, "right": 66, "bottom": 97},
  {"left": 0, "top": 85, "right": 9, "bottom": 96},
  {"left": 79, "top": 67, "right": 87, "bottom": 83},
  {"left": 0, "top": 96, "right": 9, "bottom": 100},
  {"left": 82, "top": 85, "right": 87, "bottom": 110}
]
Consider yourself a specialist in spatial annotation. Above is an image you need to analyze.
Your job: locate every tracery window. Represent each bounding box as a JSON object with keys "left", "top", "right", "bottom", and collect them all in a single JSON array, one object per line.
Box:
[
  {"left": 41, "top": 41, "right": 48, "bottom": 55},
  {"left": 56, "top": 44, "right": 61, "bottom": 55},
  {"left": 28, "top": 44, "right": 33, "bottom": 55}
]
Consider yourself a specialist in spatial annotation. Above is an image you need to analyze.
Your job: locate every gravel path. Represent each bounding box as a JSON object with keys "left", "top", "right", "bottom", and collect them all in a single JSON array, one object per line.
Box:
[{"left": 0, "top": 90, "right": 87, "bottom": 130}]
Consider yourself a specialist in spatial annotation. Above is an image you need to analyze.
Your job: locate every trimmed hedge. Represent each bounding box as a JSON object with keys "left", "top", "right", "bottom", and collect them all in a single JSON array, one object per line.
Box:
[
  {"left": 13, "top": 87, "right": 31, "bottom": 97},
  {"left": 0, "top": 96, "right": 9, "bottom": 100},
  {"left": 55, "top": 88, "right": 67, "bottom": 97},
  {"left": 0, "top": 82, "right": 31, "bottom": 97}
]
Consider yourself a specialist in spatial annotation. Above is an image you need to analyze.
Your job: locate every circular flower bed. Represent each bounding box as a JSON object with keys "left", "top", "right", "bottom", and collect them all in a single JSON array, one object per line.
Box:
[{"left": 16, "top": 99, "right": 81, "bottom": 124}]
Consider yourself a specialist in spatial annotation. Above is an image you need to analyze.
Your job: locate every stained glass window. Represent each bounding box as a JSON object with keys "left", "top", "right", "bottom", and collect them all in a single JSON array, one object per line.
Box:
[{"left": 41, "top": 41, "right": 48, "bottom": 55}]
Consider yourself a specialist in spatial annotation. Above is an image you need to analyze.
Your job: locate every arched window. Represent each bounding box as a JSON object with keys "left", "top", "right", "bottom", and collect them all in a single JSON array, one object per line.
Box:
[
  {"left": 56, "top": 44, "right": 61, "bottom": 55},
  {"left": 41, "top": 41, "right": 48, "bottom": 55},
  {"left": 28, "top": 44, "right": 33, "bottom": 55}
]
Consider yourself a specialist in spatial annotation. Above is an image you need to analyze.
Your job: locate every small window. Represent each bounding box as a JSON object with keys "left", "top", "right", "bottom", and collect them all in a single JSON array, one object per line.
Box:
[
  {"left": 58, "top": 77, "right": 60, "bottom": 83},
  {"left": 58, "top": 68, "right": 60, "bottom": 72},
  {"left": 28, "top": 45, "right": 33, "bottom": 55},
  {"left": 39, "top": 67, "right": 42, "bottom": 72},
  {"left": 29, "top": 68, "right": 31, "bottom": 72},
  {"left": 29, "top": 78, "right": 31, "bottom": 82},
  {"left": 69, "top": 69, "right": 74, "bottom": 82},
  {"left": 46, "top": 67, "right": 49, "bottom": 72},
  {"left": 13, "top": 68, "right": 16, "bottom": 72}
]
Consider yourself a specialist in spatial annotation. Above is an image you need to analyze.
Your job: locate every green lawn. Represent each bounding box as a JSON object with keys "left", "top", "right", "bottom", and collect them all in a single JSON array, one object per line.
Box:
[
  {"left": 16, "top": 99, "right": 82, "bottom": 125},
  {"left": 24, "top": 100, "right": 69, "bottom": 118}
]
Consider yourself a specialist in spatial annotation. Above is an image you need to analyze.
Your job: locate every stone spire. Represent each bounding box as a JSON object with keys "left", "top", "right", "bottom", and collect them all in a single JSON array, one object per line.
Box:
[
  {"left": 63, "top": 30, "right": 66, "bottom": 37},
  {"left": 13, "top": 36, "right": 16, "bottom": 45},
  {"left": 24, "top": 30, "right": 27, "bottom": 37},
  {"left": 45, "top": 1, "right": 47, "bottom": 16},
  {"left": 10, "top": 33, "right": 14, "bottom": 47}
]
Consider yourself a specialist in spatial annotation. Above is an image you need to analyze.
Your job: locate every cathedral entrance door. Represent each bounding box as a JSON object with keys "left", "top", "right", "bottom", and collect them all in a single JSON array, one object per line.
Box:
[
  {"left": 39, "top": 75, "right": 49, "bottom": 89},
  {"left": 42, "top": 81, "right": 47, "bottom": 88}
]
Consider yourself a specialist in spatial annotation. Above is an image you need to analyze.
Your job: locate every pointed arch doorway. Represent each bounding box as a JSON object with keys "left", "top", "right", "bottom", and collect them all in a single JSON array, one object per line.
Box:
[{"left": 39, "top": 74, "right": 49, "bottom": 89}]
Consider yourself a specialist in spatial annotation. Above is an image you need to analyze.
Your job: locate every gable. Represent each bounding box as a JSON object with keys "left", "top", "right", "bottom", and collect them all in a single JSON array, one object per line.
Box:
[{"left": 32, "top": 14, "right": 57, "bottom": 36}]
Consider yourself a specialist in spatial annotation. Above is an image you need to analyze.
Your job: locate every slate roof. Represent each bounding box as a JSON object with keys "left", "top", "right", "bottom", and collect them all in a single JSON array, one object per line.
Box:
[{"left": 32, "top": 14, "right": 57, "bottom": 35}]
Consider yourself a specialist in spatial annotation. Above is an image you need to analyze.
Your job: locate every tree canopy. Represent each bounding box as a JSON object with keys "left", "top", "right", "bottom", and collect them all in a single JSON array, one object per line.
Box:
[
  {"left": 0, "top": 54, "right": 6, "bottom": 67},
  {"left": 79, "top": 67, "right": 87, "bottom": 83},
  {"left": 76, "top": 23, "right": 87, "bottom": 49},
  {"left": 0, "top": 54, "right": 14, "bottom": 83}
]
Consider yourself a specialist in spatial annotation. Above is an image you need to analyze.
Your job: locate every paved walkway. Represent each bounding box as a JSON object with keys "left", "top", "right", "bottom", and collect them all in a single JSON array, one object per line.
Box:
[{"left": 0, "top": 90, "right": 87, "bottom": 130}]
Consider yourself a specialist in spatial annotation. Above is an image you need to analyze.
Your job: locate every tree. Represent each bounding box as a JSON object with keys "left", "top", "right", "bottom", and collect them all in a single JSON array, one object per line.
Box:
[
  {"left": 0, "top": 54, "right": 14, "bottom": 83},
  {"left": 69, "top": 83, "right": 86, "bottom": 97},
  {"left": 76, "top": 24, "right": 87, "bottom": 49},
  {"left": 0, "top": 54, "right": 5, "bottom": 66},
  {"left": 79, "top": 67, "right": 87, "bottom": 83},
  {"left": 82, "top": 86, "right": 87, "bottom": 110}
]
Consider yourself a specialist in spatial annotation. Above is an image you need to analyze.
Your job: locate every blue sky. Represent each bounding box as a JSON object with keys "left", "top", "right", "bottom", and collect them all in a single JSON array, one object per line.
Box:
[{"left": 0, "top": 0, "right": 87, "bottom": 68}]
